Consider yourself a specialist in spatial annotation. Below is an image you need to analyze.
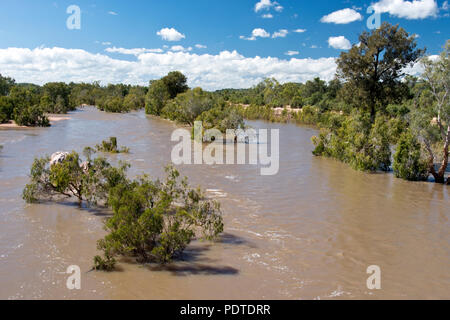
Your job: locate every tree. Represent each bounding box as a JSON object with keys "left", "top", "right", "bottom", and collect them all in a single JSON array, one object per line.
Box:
[
  {"left": 161, "top": 71, "right": 189, "bottom": 99},
  {"left": 0, "top": 96, "right": 13, "bottom": 123},
  {"left": 145, "top": 80, "right": 170, "bottom": 115},
  {"left": 337, "top": 23, "right": 424, "bottom": 120},
  {"left": 40, "top": 82, "right": 73, "bottom": 113},
  {"left": 94, "top": 165, "right": 223, "bottom": 269},
  {"left": 23, "top": 149, "right": 129, "bottom": 205},
  {"left": 0, "top": 74, "right": 15, "bottom": 96},
  {"left": 393, "top": 131, "right": 429, "bottom": 181},
  {"left": 9, "top": 86, "right": 49, "bottom": 127},
  {"left": 411, "top": 41, "right": 450, "bottom": 184}
]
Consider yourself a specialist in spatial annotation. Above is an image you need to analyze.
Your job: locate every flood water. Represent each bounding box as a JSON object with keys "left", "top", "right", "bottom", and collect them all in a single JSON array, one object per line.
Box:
[{"left": 0, "top": 107, "right": 449, "bottom": 300}]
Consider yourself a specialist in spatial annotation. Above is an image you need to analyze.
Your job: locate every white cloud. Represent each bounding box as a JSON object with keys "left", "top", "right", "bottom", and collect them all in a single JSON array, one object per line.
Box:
[
  {"left": 328, "top": 36, "right": 352, "bottom": 50},
  {"left": 101, "top": 42, "right": 112, "bottom": 46},
  {"left": 156, "top": 27, "right": 185, "bottom": 41},
  {"left": 105, "top": 47, "right": 164, "bottom": 55},
  {"left": 0, "top": 47, "right": 338, "bottom": 90},
  {"left": 320, "top": 8, "right": 363, "bottom": 24},
  {"left": 195, "top": 44, "right": 207, "bottom": 49},
  {"left": 371, "top": 0, "right": 438, "bottom": 19},
  {"left": 262, "top": 13, "right": 273, "bottom": 18},
  {"left": 274, "top": 5, "right": 284, "bottom": 12},
  {"left": 272, "top": 29, "right": 288, "bottom": 38},
  {"left": 108, "top": 11, "right": 118, "bottom": 16},
  {"left": 293, "top": 29, "right": 307, "bottom": 33},
  {"left": 241, "top": 28, "right": 271, "bottom": 40},
  {"left": 255, "top": 0, "right": 274, "bottom": 12},
  {"left": 285, "top": 51, "right": 299, "bottom": 56},
  {"left": 170, "top": 45, "right": 192, "bottom": 52}
]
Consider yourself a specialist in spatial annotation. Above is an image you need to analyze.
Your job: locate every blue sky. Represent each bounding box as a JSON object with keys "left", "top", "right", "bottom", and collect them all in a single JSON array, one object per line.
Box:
[{"left": 0, "top": 0, "right": 448, "bottom": 89}]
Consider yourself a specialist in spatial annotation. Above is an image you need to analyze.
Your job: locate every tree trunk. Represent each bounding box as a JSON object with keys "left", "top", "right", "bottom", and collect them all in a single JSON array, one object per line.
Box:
[{"left": 437, "top": 126, "right": 450, "bottom": 184}]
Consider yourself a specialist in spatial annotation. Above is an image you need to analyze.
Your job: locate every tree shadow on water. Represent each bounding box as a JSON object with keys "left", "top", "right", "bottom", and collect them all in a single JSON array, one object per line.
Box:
[{"left": 143, "top": 233, "right": 254, "bottom": 277}]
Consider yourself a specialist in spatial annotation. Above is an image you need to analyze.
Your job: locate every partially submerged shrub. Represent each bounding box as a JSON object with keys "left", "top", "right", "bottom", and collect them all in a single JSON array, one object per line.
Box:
[
  {"left": 94, "top": 165, "right": 223, "bottom": 270},
  {"left": 22, "top": 142, "right": 223, "bottom": 271},
  {"left": 393, "top": 131, "right": 429, "bottom": 181},
  {"left": 96, "top": 137, "right": 129, "bottom": 154}
]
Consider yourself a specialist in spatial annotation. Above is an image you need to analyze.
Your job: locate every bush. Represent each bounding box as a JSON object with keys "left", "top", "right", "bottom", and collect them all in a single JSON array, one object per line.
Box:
[
  {"left": 393, "top": 131, "right": 429, "bottom": 181},
  {"left": 0, "top": 96, "right": 13, "bottom": 123},
  {"left": 96, "top": 137, "right": 129, "bottom": 154},
  {"left": 312, "top": 113, "right": 392, "bottom": 172},
  {"left": 94, "top": 165, "right": 223, "bottom": 269}
]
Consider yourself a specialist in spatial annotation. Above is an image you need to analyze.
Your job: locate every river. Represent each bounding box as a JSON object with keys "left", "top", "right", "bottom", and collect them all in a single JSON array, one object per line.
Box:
[{"left": 0, "top": 107, "right": 449, "bottom": 299}]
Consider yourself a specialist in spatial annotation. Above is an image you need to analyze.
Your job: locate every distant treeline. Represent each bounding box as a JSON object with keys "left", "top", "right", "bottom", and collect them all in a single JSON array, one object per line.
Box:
[{"left": 0, "top": 77, "right": 147, "bottom": 126}]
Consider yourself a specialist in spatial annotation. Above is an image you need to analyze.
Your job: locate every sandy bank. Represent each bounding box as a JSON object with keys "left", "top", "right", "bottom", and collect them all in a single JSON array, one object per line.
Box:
[{"left": 0, "top": 115, "right": 70, "bottom": 129}]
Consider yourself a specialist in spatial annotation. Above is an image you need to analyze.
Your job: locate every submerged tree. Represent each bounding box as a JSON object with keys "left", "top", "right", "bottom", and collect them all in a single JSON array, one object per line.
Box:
[
  {"left": 409, "top": 41, "right": 450, "bottom": 184},
  {"left": 23, "top": 142, "right": 224, "bottom": 270},
  {"left": 94, "top": 165, "right": 223, "bottom": 270}
]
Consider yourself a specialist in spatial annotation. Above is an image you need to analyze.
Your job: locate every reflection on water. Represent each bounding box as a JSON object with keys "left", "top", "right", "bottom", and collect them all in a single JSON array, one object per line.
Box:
[{"left": 0, "top": 107, "right": 449, "bottom": 299}]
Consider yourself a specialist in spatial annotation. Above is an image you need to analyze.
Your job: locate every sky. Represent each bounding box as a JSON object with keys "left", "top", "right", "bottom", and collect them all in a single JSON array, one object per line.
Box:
[{"left": 0, "top": 0, "right": 448, "bottom": 90}]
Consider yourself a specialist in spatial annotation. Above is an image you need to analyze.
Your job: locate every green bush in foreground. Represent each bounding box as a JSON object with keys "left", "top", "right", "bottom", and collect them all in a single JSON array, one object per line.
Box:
[
  {"left": 22, "top": 142, "right": 223, "bottom": 271},
  {"left": 94, "top": 165, "right": 223, "bottom": 270}
]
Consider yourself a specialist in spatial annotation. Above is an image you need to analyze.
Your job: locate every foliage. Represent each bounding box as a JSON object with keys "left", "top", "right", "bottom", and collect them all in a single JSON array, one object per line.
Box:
[
  {"left": 409, "top": 40, "right": 450, "bottom": 183},
  {"left": 337, "top": 22, "right": 424, "bottom": 118},
  {"left": 22, "top": 150, "right": 129, "bottom": 205},
  {"left": 393, "top": 131, "right": 429, "bottom": 181},
  {"left": 161, "top": 87, "right": 214, "bottom": 125},
  {"left": 40, "top": 82, "right": 74, "bottom": 113},
  {"left": 312, "top": 113, "right": 392, "bottom": 172},
  {"left": 94, "top": 165, "right": 223, "bottom": 269},
  {"left": 96, "top": 137, "right": 130, "bottom": 154},
  {"left": 0, "top": 74, "right": 15, "bottom": 96},
  {"left": 0, "top": 96, "right": 13, "bottom": 123}
]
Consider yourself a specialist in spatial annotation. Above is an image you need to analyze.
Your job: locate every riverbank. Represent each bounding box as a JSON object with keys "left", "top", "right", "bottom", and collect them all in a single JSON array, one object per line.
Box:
[{"left": 0, "top": 115, "right": 71, "bottom": 129}]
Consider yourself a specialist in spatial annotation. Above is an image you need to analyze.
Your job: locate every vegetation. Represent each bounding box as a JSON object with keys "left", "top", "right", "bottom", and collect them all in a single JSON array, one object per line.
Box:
[
  {"left": 146, "top": 73, "right": 245, "bottom": 133},
  {"left": 22, "top": 142, "right": 223, "bottom": 270},
  {"left": 95, "top": 137, "right": 130, "bottom": 154},
  {"left": 94, "top": 165, "right": 223, "bottom": 269}
]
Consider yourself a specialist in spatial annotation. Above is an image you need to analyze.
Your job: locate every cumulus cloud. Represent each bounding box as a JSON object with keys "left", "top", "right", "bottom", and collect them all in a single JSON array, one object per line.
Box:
[
  {"left": 156, "top": 27, "right": 185, "bottom": 41},
  {"left": 328, "top": 36, "right": 352, "bottom": 50},
  {"left": 320, "top": 8, "right": 363, "bottom": 24},
  {"left": 371, "top": 0, "right": 438, "bottom": 19},
  {"left": 285, "top": 51, "right": 299, "bottom": 56},
  {"left": 272, "top": 29, "right": 288, "bottom": 38},
  {"left": 108, "top": 11, "right": 118, "bottom": 16},
  {"left": 0, "top": 47, "right": 338, "bottom": 90},
  {"left": 169, "top": 45, "right": 192, "bottom": 52},
  {"left": 105, "top": 47, "right": 163, "bottom": 55},
  {"left": 262, "top": 13, "right": 273, "bottom": 18},
  {"left": 195, "top": 44, "right": 207, "bottom": 49},
  {"left": 241, "top": 28, "right": 271, "bottom": 40},
  {"left": 293, "top": 29, "right": 307, "bottom": 33}
]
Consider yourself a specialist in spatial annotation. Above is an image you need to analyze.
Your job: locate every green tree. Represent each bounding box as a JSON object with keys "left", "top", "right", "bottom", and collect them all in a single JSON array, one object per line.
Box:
[
  {"left": 410, "top": 40, "right": 450, "bottom": 184},
  {"left": 161, "top": 71, "right": 189, "bottom": 99},
  {"left": 337, "top": 23, "right": 424, "bottom": 120},
  {"left": 393, "top": 131, "right": 429, "bottom": 181},
  {"left": 94, "top": 165, "right": 223, "bottom": 269},
  {"left": 0, "top": 74, "right": 15, "bottom": 96},
  {"left": 145, "top": 80, "right": 170, "bottom": 115}
]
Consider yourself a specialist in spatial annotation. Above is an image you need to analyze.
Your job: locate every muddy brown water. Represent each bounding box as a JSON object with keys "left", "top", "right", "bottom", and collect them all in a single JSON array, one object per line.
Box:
[{"left": 0, "top": 107, "right": 449, "bottom": 300}]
